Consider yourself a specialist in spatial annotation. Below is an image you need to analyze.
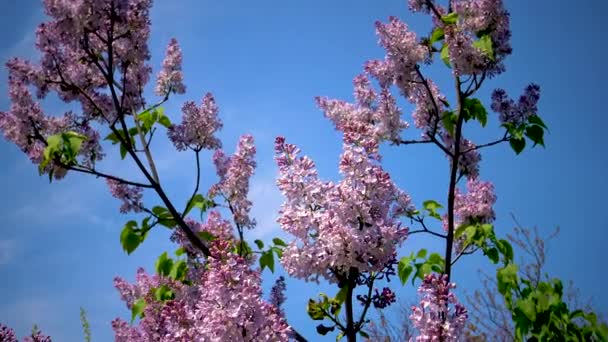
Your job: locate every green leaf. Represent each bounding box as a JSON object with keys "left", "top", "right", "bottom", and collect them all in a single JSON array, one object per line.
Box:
[
  {"left": 497, "top": 239, "right": 514, "bottom": 262},
  {"left": 455, "top": 224, "right": 472, "bottom": 239},
  {"left": 429, "top": 27, "right": 444, "bottom": 44},
  {"left": 335, "top": 286, "right": 348, "bottom": 305},
  {"left": 259, "top": 250, "right": 275, "bottom": 272},
  {"left": 359, "top": 331, "right": 370, "bottom": 338},
  {"left": 67, "top": 135, "right": 86, "bottom": 157},
  {"left": 271, "top": 246, "right": 283, "bottom": 258},
  {"left": 336, "top": 332, "right": 345, "bottom": 341},
  {"left": 131, "top": 298, "right": 146, "bottom": 323},
  {"left": 120, "top": 143, "right": 128, "bottom": 159},
  {"left": 440, "top": 44, "right": 451, "bottom": 67},
  {"left": 104, "top": 132, "right": 120, "bottom": 144},
  {"left": 175, "top": 247, "right": 185, "bottom": 256},
  {"left": 155, "top": 252, "right": 173, "bottom": 277},
  {"left": 423, "top": 200, "right": 443, "bottom": 211},
  {"left": 473, "top": 34, "right": 494, "bottom": 60},
  {"left": 415, "top": 262, "right": 433, "bottom": 283},
  {"left": 463, "top": 98, "right": 488, "bottom": 127},
  {"left": 442, "top": 111, "right": 456, "bottom": 136},
  {"left": 152, "top": 206, "right": 169, "bottom": 216},
  {"left": 485, "top": 247, "right": 499, "bottom": 264},
  {"left": 198, "top": 231, "right": 216, "bottom": 242},
  {"left": 528, "top": 115, "right": 547, "bottom": 129},
  {"left": 428, "top": 253, "right": 444, "bottom": 268},
  {"left": 525, "top": 124, "right": 545, "bottom": 147},
  {"left": 158, "top": 218, "right": 177, "bottom": 228},
  {"left": 154, "top": 285, "right": 175, "bottom": 301},
  {"left": 417, "top": 249, "right": 428, "bottom": 259},
  {"left": 184, "top": 194, "right": 206, "bottom": 216},
  {"left": 398, "top": 256, "right": 414, "bottom": 285},
  {"left": 517, "top": 298, "right": 537, "bottom": 321},
  {"left": 272, "top": 237, "right": 287, "bottom": 247},
  {"left": 254, "top": 239, "right": 264, "bottom": 249},
  {"left": 158, "top": 110, "right": 172, "bottom": 128},
  {"left": 423, "top": 200, "right": 443, "bottom": 220},
  {"left": 169, "top": 260, "right": 188, "bottom": 280},
  {"left": 497, "top": 264, "right": 519, "bottom": 295},
  {"left": 509, "top": 136, "right": 526, "bottom": 154},
  {"left": 307, "top": 299, "right": 326, "bottom": 320},
  {"left": 441, "top": 12, "right": 458, "bottom": 24},
  {"left": 120, "top": 222, "right": 141, "bottom": 255}
]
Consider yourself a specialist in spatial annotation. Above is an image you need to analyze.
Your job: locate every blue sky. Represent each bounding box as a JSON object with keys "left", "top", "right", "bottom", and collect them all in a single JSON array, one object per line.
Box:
[{"left": 0, "top": 0, "right": 606, "bottom": 340}]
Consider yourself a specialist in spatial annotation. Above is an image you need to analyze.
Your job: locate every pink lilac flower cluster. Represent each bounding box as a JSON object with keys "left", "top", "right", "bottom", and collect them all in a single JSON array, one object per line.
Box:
[
  {"left": 441, "top": 134, "right": 481, "bottom": 179},
  {"left": 209, "top": 135, "right": 257, "bottom": 229},
  {"left": 316, "top": 74, "right": 407, "bottom": 147},
  {"left": 0, "top": 65, "right": 103, "bottom": 179},
  {"left": 112, "top": 211, "right": 291, "bottom": 341},
  {"left": 274, "top": 136, "right": 413, "bottom": 283},
  {"left": 491, "top": 84, "right": 541, "bottom": 125},
  {"left": 23, "top": 328, "right": 52, "bottom": 342},
  {"left": 106, "top": 179, "right": 144, "bottom": 214},
  {"left": 409, "top": 274, "right": 468, "bottom": 341},
  {"left": 269, "top": 276, "right": 287, "bottom": 314},
  {"left": 0, "top": 0, "right": 163, "bottom": 179},
  {"left": 0, "top": 324, "right": 52, "bottom": 342},
  {"left": 0, "top": 324, "right": 18, "bottom": 342},
  {"left": 452, "top": 178, "right": 496, "bottom": 228},
  {"left": 408, "top": 0, "right": 432, "bottom": 13},
  {"left": 364, "top": 16, "right": 450, "bottom": 137},
  {"left": 36, "top": 0, "right": 153, "bottom": 117},
  {"left": 357, "top": 287, "right": 397, "bottom": 309},
  {"left": 447, "top": 0, "right": 512, "bottom": 76},
  {"left": 168, "top": 93, "right": 223, "bottom": 151},
  {"left": 155, "top": 38, "right": 186, "bottom": 96}
]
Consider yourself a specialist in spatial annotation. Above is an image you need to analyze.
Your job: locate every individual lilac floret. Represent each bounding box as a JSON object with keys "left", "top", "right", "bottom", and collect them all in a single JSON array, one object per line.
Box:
[
  {"left": 491, "top": 84, "right": 541, "bottom": 125},
  {"left": 410, "top": 274, "right": 468, "bottom": 341},
  {"left": 155, "top": 38, "right": 186, "bottom": 96},
  {"left": 168, "top": 93, "right": 223, "bottom": 151},
  {"left": 106, "top": 179, "right": 144, "bottom": 214}
]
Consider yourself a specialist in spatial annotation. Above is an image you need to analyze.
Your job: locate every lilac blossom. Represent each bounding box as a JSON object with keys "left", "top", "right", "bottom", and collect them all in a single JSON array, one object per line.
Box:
[
  {"left": 112, "top": 211, "right": 291, "bottom": 341},
  {"left": 491, "top": 84, "right": 541, "bottom": 125},
  {"left": 275, "top": 136, "right": 411, "bottom": 283},
  {"left": 409, "top": 274, "right": 468, "bottom": 341},
  {"left": 168, "top": 93, "right": 223, "bottom": 151},
  {"left": 209, "top": 135, "right": 257, "bottom": 229},
  {"left": 0, "top": 324, "right": 18, "bottom": 342},
  {"left": 155, "top": 38, "right": 186, "bottom": 96},
  {"left": 269, "top": 276, "right": 287, "bottom": 314},
  {"left": 106, "top": 179, "right": 144, "bottom": 214}
]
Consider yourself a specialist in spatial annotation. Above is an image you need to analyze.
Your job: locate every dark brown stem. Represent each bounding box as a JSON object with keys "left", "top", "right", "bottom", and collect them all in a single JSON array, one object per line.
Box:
[
  {"left": 356, "top": 275, "right": 376, "bottom": 331},
  {"left": 462, "top": 131, "right": 509, "bottom": 153},
  {"left": 444, "top": 76, "right": 464, "bottom": 283},
  {"left": 182, "top": 150, "right": 202, "bottom": 219},
  {"left": 409, "top": 216, "right": 448, "bottom": 238},
  {"left": 345, "top": 268, "right": 358, "bottom": 342}
]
